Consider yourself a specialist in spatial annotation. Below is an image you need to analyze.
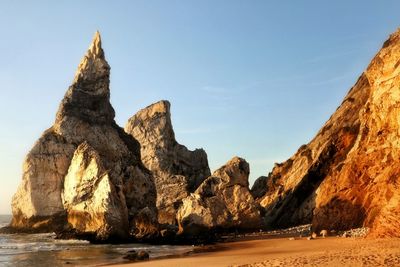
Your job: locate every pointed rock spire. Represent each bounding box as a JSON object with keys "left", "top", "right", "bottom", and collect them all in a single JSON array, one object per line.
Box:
[
  {"left": 55, "top": 31, "right": 115, "bottom": 125},
  {"left": 73, "top": 31, "right": 110, "bottom": 87}
]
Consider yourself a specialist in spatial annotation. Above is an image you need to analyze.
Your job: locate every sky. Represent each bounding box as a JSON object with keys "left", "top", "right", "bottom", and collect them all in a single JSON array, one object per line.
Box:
[{"left": 0, "top": 1, "right": 400, "bottom": 214}]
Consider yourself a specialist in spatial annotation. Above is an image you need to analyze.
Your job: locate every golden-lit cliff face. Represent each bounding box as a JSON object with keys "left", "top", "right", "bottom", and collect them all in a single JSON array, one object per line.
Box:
[{"left": 254, "top": 29, "right": 400, "bottom": 237}]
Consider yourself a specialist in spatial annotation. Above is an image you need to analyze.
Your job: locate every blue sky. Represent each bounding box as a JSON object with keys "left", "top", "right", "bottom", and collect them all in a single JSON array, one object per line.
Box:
[{"left": 0, "top": 1, "right": 399, "bottom": 214}]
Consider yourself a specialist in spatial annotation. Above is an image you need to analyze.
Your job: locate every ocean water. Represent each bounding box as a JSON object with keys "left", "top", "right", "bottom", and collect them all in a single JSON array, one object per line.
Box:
[{"left": 0, "top": 215, "right": 193, "bottom": 267}]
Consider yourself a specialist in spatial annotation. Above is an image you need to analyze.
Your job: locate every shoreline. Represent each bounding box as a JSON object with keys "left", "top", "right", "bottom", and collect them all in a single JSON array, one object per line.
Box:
[{"left": 106, "top": 236, "right": 400, "bottom": 267}]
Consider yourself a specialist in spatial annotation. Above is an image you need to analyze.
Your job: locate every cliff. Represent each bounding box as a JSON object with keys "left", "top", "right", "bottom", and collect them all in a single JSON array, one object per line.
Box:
[{"left": 252, "top": 28, "right": 400, "bottom": 237}]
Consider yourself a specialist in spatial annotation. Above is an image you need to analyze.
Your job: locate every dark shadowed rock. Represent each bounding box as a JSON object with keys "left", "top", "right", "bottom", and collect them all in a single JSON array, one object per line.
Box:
[
  {"left": 250, "top": 176, "right": 269, "bottom": 199},
  {"left": 123, "top": 250, "right": 149, "bottom": 261}
]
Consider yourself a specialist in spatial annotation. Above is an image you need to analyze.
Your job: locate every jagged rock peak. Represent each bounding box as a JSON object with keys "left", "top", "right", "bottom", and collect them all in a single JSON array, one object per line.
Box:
[
  {"left": 126, "top": 100, "right": 175, "bottom": 143},
  {"left": 73, "top": 31, "right": 110, "bottom": 86},
  {"left": 125, "top": 99, "right": 210, "bottom": 192},
  {"left": 125, "top": 100, "right": 211, "bottom": 225},
  {"left": 55, "top": 31, "right": 115, "bottom": 125},
  {"left": 382, "top": 27, "right": 400, "bottom": 47}
]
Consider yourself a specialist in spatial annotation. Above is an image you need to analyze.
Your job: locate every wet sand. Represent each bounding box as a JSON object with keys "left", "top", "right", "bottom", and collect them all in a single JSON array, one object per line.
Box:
[{"left": 108, "top": 237, "right": 400, "bottom": 267}]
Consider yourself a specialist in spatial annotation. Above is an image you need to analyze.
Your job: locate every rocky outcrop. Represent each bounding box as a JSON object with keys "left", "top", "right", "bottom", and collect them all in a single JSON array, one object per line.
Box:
[
  {"left": 250, "top": 176, "right": 268, "bottom": 199},
  {"left": 62, "top": 142, "right": 128, "bottom": 240},
  {"left": 252, "top": 28, "right": 400, "bottom": 237},
  {"left": 11, "top": 32, "right": 158, "bottom": 241},
  {"left": 177, "top": 157, "right": 261, "bottom": 237},
  {"left": 125, "top": 100, "right": 210, "bottom": 225}
]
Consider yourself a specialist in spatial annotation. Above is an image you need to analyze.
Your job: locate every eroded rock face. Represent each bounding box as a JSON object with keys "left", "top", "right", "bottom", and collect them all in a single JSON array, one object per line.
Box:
[
  {"left": 11, "top": 32, "right": 158, "bottom": 240},
  {"left": 62, "top": 142, "right": 128, "bottom": 240},
  {"left": 177, "top": 157, "right": 261, "bottom": 236},
  {"left": 125, "top": 100, "right": 210, "bottom": 225},
  {"left": 253, "top": 29, "right": 400, "bottom": 237}
]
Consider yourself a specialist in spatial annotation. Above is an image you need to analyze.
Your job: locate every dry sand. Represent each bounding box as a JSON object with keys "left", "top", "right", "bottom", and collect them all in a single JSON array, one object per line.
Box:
[{"left": 108, "top": 237, "right": 400, "bottom": 267}]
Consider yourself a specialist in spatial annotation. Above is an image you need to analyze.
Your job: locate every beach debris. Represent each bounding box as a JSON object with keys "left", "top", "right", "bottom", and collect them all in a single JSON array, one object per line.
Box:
[
  {"left": 341, "top": 227, "right": 369, "bottom": 238},
  {"left": 124, "top": 250, "right": 138, "bottom": 261},
  {"left": 124, "top": 250, "right": 150, "bottom": 261},
  {"left": 264, "top": 225, "right": 312, "bottom": 237},
  {"left": 320, "top": 230, "right": 328, "bottom": 238},
  {"left": 137, "top": 251, "right": 150, "bottom": 260},
  {"left": 311, "top": 232, "right": 317, "bottom": 239}
]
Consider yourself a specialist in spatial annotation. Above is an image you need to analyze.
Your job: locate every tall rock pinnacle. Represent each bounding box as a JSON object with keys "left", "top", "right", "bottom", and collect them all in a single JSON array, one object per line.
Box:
[
  {"left": 10, "top": 32, "right": 158, "bottom": 241},
  {"left": 73, "top": 31, "right": 110, "bottom": 85},
  {"left": 56, "top": 31, "right": 114, "bottom": 125}
]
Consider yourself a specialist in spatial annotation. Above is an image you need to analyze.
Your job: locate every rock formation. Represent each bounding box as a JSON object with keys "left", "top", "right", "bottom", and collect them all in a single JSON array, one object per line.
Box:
[
  {"left": 62, "top": 142, "right": 128, "bottom": 240},
  {"left": 125, "top": 100, "right": 210, "bottom": 225},
  {"left": 177, "top": 157, "right": 261, "bottom": 237},
  {"left": 11, "top": 31, "right": 158, "bottom": 241},
  {"left": 252, "top": 28, "right": 400, "bottom": 237}
]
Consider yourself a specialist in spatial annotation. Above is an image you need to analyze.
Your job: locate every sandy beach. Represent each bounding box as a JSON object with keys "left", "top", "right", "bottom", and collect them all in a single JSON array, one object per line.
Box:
[{"left": 109, "top": 237, "right": 400, "bottom": 267}]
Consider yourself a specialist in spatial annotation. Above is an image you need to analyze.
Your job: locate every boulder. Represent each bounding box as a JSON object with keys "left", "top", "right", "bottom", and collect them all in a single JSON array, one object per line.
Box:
[
  {"left": 125, "top": 100, "right": 210, "bottom": 225},
  {"left": 177, "top": 157, "right": 261, "bottom": 236},
  {"left": 252, "top": 28, "right": 400, "bottom": 237},
  {"left": 62, "top": 142, "right": 128, "bottom": 240},
  {"left": 250, "top": 176, "right": 268, "bottom": 199},
  {"left": 11, "top": 32, "right": 158, "bottom": 240}
]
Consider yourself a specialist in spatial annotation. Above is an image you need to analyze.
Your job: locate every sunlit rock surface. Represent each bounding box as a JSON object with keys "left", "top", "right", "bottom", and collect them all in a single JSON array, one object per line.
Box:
[
  {"left": 252, "top": 28, "right": 400, "bottom": 237},
  {"left": 11, "top": 32, "right": 157, "bottom": 240},
  {"left": 177, "top": 157, "right": 261, "bottom": 236},
  {"left": 62, "top": 142, "right": 128, "bottom": 240},
  {"left": 125, "top": 100, "right": 210, "bottom": 225}
]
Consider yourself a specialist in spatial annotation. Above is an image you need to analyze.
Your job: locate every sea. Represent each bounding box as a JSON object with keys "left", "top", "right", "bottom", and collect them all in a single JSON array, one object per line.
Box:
[{"left": 0, "top": 215, "right": 193, "bottom": 267}]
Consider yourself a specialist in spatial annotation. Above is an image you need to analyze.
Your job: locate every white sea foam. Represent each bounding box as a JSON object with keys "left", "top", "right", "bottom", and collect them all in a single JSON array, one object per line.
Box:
[
  {"left": 54, "top": 239, "right": 90, "bottom": 244},
  {"left": 0, "top": 231, "right": 193, "bottom": 266}
]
